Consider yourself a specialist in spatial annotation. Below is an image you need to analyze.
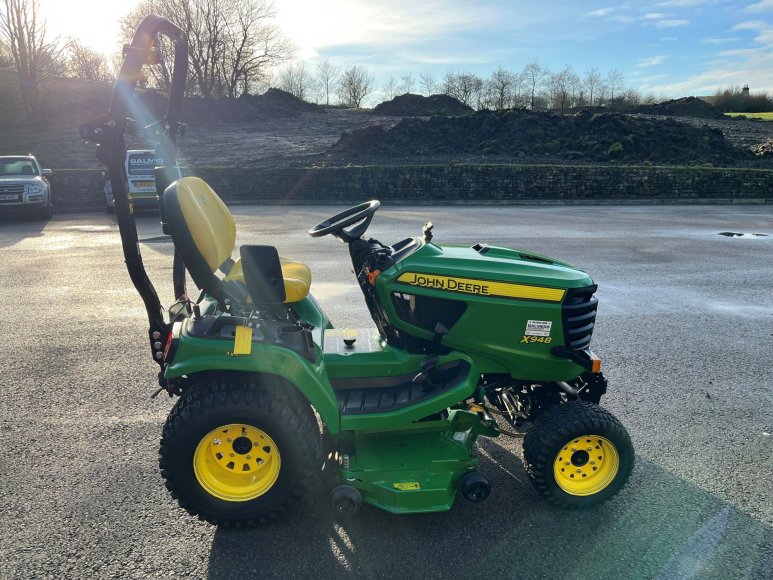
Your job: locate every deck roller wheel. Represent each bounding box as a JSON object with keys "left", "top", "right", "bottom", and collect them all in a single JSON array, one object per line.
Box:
[
  {"left": 330, "top": 484, "right": 362, "bottom": 516},
  {"left": 460, "top": 472, "right": 492, "bottom": 502}
]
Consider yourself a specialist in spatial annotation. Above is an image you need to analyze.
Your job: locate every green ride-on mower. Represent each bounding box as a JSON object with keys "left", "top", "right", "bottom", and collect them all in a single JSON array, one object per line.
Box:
[{"left": 81, "top": 16, "right": 634, "bottom": 526}]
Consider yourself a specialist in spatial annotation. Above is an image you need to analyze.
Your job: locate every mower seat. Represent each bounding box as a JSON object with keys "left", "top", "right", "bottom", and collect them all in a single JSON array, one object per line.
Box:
[
  {"left": 222, "top": 258, "right": 310, "bottom": 303},
  {"left": 163, "top": 176, "right": 311, "bottom": 304}
]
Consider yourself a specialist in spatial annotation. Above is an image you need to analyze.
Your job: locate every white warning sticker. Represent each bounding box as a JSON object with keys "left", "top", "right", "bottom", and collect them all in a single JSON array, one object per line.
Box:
[{"left": 525, "top": 320, "right": 552, "bottom": 337}]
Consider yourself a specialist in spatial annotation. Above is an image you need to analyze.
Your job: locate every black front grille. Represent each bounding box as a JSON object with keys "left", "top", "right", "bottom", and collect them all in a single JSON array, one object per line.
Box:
[{"left": 561, "top": 285, "right": 598, "bottom": 350}]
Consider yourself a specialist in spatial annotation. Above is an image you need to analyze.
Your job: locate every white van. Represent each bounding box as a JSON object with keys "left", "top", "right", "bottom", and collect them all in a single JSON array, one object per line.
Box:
[{"left": 104, "top": 149, "right": 168, "bottom": 212}]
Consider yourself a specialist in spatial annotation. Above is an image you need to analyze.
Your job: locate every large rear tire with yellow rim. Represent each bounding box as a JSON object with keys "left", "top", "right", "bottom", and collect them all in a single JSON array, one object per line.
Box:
[
  {"left": 522, "top": 400, "right": 633, "bottom": 508},
  {"left": 159, "top": 373, "right": 319, "bottom": 526}
]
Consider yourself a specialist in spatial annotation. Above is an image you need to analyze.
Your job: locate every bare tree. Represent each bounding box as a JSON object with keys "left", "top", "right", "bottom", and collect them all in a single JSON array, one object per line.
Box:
[
  {"left": 522, "top": 59, "right": 544, "bottom": 111},
  {"left": 120, "top": 0, "right": 291, "bottom": 97},
  {"left": 0, "top": 42, "right": 12, "bottom": 66},
  {"left": 315, "top": 57, "right": 338, "bottom": 105},
  {"left": 583, "top": 67, "right": 602, "bottom": 106},
  {"left": 66, "top": 40, "right": 113, "bottom": 82},
  {"left": 568, "top": 69, "right": 582, "bottom": 108},
  {"left": 605, "top": 68, "right": 624, "bottom": 107},
  {"left": 548, "top": 65, "right": 574, "bottom": 113},
  {"left": 277, "top": 61, "right": 313, "bottom": 100},
  {"left": 399, "top": 72, "right": 415, "bottom": 94},
  {"left": 487, "top": 66, "right": 515, "bottom": 110},
  {"left": 219, "top": 0, "right": 292, "bottom": 97},
  {"left": 596, "top": 82, "right": 608, "bottom": 107},
  {"left": 338, "top": 65, "right": 374, "bottom": 108},
  {"left": 443, "top": 71, "right": 483, "bottom": 107},
  {"left": 419, "top": 72, "right": 436, "bottom": 96},
  {"left": 0, "top": 0, "right": 64, "bottom": 118},
  {"left": 623, "top": 88, "right": 641, "bottom": 107},
  {"left": 382, "top": 76, "right": 397, "bottom": 100},
  {"left": 511, "top": 70, "right": 527, "bottom": 108}
]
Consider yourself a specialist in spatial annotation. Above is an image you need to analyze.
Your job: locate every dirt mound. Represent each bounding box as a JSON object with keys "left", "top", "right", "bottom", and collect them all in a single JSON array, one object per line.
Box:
[
  {"left": 632, "top": 96, "right": 725, "bottom": 120},
  {"left": 131, "top": 88, "right": 322, "bottom": 126},
  {"left": 240, "top": 88, "right": 323, "bottom": 115},
  {"left": 372, "top": 93, "right": 473, "bottom": 117},
  {"left": 329, "top": 109, "right": 751, "bottom": 165}
]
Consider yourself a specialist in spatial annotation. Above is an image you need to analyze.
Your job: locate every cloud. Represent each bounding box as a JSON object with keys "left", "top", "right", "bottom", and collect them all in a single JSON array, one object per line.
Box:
[
  {"left": 701, "top": 36, "right": 740, "bottom": 44},
  {"left": 744, "top": 0, "right": 773, "bottom": 12},
  {"left": 276, "top": 0, "right": 500, "bottom": 53},
  {"left": 644, "top": 18, "right": 773, "bottom": 94},
  {"left": 637, "top": 55, "right": 668, "bottom": 67},
  {"left": 642, "top": 52, "right": 773, "bottom": 94},
  {"left": 732, "top": 20, "right": 773, "bottom": 46},
  {"left": 584, "top": 8, "right": 614, "bottom": 17},
  {"left": 643, "top": 12, "right": 669, "bottom": 19},
  {"left": 654, "top": 0, "right": 717, "bottom": 6},
  {"left": 654, "top": 19, "right": 690, "bottom": 28},
  {"left": 635, "top": 74, "right": 669, "bottom": 82},
  {"left": 398, "top": 52, "right": 492, "bottom": 66},
  {"left": 733, "top": 20, "right": 767, "bottom": 32}
]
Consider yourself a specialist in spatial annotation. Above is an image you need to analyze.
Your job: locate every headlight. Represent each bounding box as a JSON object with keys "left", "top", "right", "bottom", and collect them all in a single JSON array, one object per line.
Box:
[{"left": 28, "top": 184, "right": 45, "bottom": 194}]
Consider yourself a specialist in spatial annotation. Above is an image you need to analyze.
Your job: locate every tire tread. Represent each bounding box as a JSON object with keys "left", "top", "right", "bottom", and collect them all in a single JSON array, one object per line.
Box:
[
  {"left": 159, "top": 373, "right": 319, "bottom": 527},
  {"left": 522, "top": 400, "right": 633, "bottom": 508}
]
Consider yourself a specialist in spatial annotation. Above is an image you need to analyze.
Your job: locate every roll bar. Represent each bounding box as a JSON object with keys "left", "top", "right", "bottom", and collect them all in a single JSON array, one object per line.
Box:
[{"left": 80, "top": 16, "right": 188, "bottom": 371}]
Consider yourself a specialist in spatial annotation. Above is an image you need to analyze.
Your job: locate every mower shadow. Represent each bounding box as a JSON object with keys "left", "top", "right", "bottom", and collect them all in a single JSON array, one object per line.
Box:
[{"left": 206, "top": 444, "right": 771, "bottom": 579}]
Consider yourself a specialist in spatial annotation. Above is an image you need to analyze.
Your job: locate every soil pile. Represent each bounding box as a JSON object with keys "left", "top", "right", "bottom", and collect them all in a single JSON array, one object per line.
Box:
[
  {"left": 372, "top": 93, "right": 473, "bottom": 117},
  {"left": 631, "top": 96, "right": 725, "bottom": 120},
  {"left": 135, "top": 88, "right": 322, "bottom": 125},
  {"left": 240, "top": 88, "right": 323, "bottom": 116},
  {"left": 329, "top": 109, "right": 752, "bottom": 165}
]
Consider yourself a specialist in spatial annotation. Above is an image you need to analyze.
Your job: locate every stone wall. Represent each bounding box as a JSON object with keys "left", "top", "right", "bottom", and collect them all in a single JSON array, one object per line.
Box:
[{"left": 50, "top": 164, "right": 773, "bottom": 211}]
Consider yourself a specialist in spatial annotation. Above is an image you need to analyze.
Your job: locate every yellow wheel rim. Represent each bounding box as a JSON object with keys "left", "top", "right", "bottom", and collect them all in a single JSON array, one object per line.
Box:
[
  {"left": 193, "top": 424, "right": 281, "bottom": 502},
  {"left": 553, "top": 435, "right": 619, "bottom": 496}
]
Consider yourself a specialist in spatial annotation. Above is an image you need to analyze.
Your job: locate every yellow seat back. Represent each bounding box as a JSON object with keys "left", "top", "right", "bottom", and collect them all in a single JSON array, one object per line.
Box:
[
  {"left": 169, "top": 176, "right": 235, "bottom": 273},
  {"left": 164, "top": 176, "right": 312, "bottom": 304}
]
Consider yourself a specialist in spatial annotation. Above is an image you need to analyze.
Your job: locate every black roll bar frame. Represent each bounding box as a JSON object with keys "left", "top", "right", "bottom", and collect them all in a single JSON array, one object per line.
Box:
[{"left": 79, "top": 15, "right": 189, "bottom": 370}]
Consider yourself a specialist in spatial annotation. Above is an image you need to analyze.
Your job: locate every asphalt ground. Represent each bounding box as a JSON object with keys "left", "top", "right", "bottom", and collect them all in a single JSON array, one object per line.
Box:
[{"left": 0, "top": 204, "right": 771, "bottom": 579}]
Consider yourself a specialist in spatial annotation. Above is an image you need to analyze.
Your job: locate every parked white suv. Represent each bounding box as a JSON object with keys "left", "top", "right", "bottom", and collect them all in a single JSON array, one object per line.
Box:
[{"left": 0, "top": 155, "right": 53, "bottom": 220}]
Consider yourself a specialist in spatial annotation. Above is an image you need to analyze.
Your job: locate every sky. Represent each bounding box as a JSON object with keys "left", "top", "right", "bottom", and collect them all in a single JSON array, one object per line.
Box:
[{"left": 42, "top": 0, "right": 773, "bottom": 100}]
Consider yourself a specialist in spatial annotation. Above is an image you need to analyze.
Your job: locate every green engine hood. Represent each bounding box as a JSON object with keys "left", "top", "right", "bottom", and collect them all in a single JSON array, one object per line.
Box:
[
  {"left": 389, "top": 242, "right": 593, "bottom": 295},
  {"left": 373, "top": 240, "right": 596, "bottom": 381}
]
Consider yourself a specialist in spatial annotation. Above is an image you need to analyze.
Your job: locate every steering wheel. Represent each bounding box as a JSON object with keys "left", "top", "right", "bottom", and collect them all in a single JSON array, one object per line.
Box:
[{"left": 308, "top": 200, "right": 381, "bottom": 242}]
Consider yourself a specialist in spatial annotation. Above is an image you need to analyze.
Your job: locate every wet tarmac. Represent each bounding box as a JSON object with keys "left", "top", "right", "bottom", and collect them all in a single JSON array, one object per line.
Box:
[{"left": 0, "top": 204, "right": 771, "bottom": 579}]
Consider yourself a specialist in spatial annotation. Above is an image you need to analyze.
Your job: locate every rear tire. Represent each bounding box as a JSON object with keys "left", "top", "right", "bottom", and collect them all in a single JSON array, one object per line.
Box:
[
  {"left": 522, "top": 400, "right": 633, "bottom": 508},
  {"left": 160, "top": 374, "right": 319, "bottom": 526}
]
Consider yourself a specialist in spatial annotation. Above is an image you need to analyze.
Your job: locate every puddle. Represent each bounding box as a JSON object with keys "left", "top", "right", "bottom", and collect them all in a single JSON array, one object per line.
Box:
[{"left": 718, "top": 232, "right": 769, "bottom": 238}]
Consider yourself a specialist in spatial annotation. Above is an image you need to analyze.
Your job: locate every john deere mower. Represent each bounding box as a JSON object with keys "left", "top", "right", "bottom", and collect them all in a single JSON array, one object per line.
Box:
[{"left": 81, "top": 16, "right": 634, "bottom": 526}]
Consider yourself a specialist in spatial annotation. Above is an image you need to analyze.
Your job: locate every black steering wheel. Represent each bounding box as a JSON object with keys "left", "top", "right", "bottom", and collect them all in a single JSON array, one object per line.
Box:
[{"left": 308, "top": 200, "right": 381, "bottom": 242}]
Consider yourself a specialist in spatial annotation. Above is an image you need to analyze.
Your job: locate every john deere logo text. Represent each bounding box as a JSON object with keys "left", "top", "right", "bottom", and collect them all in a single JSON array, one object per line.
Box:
[
  {"left": 402, "top": 273, "right": 490, "bottom": 295},
  {"left": 397, "top": 272, "right": 566, "bottom": 302}
]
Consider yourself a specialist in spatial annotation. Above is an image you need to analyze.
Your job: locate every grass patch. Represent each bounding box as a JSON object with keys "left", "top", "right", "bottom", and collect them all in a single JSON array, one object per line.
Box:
[{"left": 725, "top": 112, "right": 773, "bottom": 121}]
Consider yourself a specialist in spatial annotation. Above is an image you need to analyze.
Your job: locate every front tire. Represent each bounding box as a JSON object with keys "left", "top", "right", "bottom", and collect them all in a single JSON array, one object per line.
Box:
[
  {"left": 160, "top": 374, "right": 318, "bottom": 526},
  {"left": 34, "top": 200, "right": 53, "bottom": 221},
  {"left": 522, "top": 400, "right": 633, "bottom": 508}
]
